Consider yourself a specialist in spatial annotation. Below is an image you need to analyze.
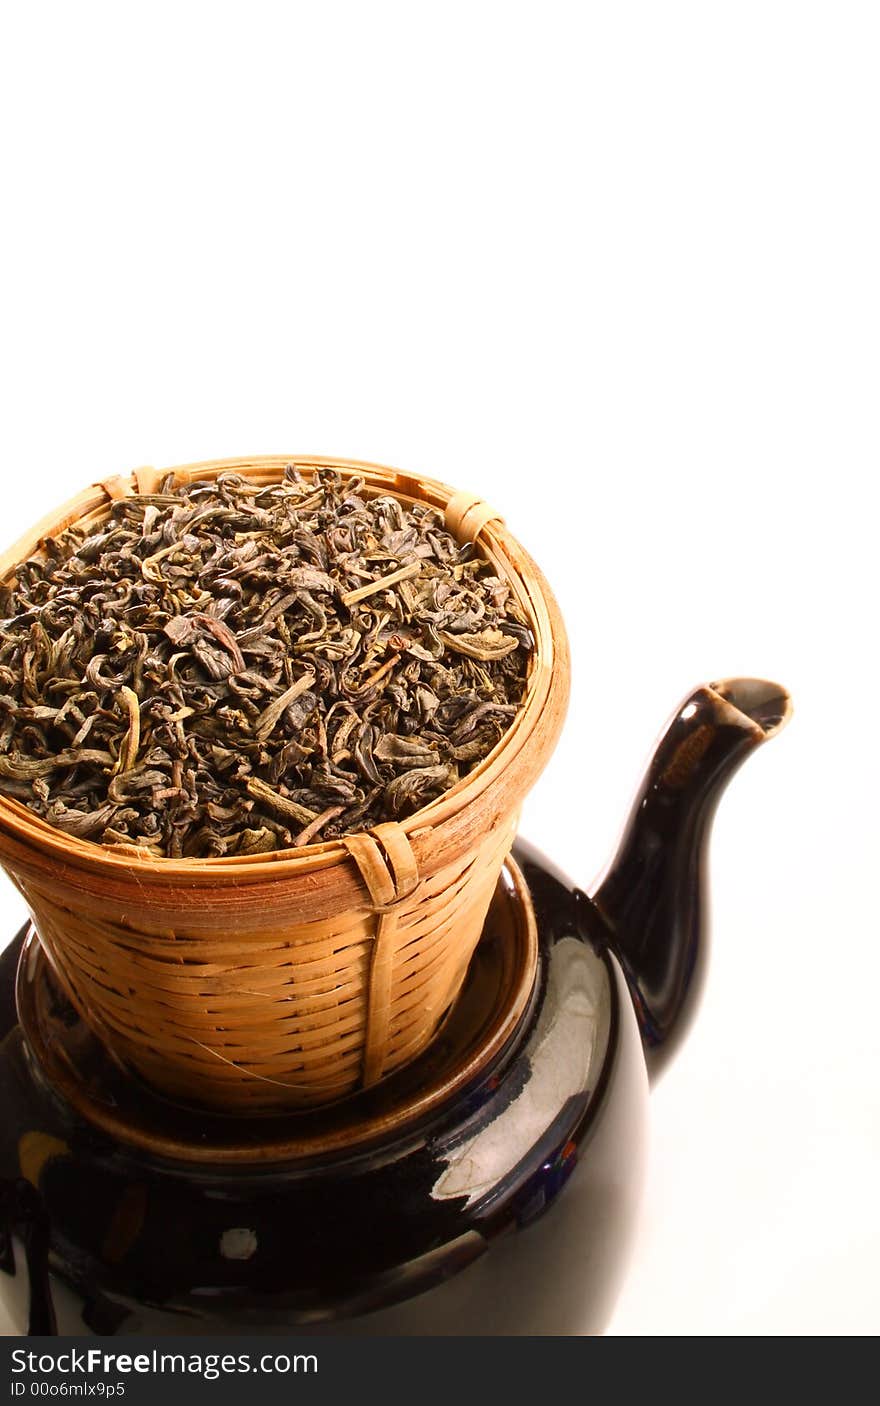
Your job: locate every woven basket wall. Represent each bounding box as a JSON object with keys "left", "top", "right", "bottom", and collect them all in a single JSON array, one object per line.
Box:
[{"left": 0, "top": 456, "right": 569, "bottom": 1113}]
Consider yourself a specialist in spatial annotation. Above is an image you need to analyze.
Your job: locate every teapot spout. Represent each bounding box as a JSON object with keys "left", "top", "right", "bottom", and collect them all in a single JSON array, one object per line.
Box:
[{"left": 591, "top": 678, "right": 791, "bottom": 1081}]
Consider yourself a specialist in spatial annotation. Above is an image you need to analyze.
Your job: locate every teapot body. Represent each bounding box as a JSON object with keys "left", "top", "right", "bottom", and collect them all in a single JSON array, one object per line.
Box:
[
  {"left": 0, "top": 842, "right": 648, "bottom": 1338},
  {"left": 1, "top": 676, "right": 790, "bottom": 1337}
]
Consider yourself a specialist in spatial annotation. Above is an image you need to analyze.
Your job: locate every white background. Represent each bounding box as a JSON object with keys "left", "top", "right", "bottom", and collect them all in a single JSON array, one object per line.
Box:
[{"left": 1, "top": 2, "right": 877, "bottom": 1337}]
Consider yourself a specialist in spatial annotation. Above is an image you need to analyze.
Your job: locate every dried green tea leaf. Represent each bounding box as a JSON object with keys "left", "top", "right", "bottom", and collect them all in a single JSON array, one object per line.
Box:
[
  {"left": 372, "top": 735, "right": 441, "bottom": 768},
  {"left": 436, "top": 628, "right": 521, "bottom": 660},
  {"left": 0, "top": 468, "right": 532, "bottom": 854},
  {"left": 254, "top": 671, "right": 316, "bottom": 742}
]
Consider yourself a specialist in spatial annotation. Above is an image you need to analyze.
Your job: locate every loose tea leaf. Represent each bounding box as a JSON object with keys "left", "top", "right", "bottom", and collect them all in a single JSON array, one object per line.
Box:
[{"left": 0, "top": 467, "right": 532, "bottom": 857}]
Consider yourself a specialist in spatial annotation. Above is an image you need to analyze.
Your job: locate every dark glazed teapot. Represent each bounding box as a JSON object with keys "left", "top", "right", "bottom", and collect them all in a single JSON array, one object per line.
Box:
[{"left": 0, "top": 677, "right": 790, "bottom": 1337}]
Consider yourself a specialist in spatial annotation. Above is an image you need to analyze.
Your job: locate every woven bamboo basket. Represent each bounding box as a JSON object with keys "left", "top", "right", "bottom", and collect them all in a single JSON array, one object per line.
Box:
[{"left": 0, "top": 455, "right": 569, "bottom": 1113}]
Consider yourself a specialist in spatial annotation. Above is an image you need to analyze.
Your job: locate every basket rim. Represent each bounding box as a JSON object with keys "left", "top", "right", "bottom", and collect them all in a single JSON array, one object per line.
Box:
[{"left": 0, "top": 454, "right": 567, "bottom": 883}]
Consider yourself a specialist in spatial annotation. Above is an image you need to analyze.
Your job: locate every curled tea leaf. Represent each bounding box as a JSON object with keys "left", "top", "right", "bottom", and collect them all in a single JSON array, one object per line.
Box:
[
  {"left": 383, "top": 764, "right": 458, "bottom": 816},
  {"left": 113, "top": 687, "right": 141, "bottom": 776},
  {"left": 245, "top": 776, "right": 318, "bottom": 827},
  {"left": 0, "top": 748, "right": 114, "bottom": 780},
  {"left": 436, "top": 628, "right": 520, "bottom": 660},
  {"left": 254, "top": 671, "right": 316, "bottom": 742},
  {"left": 372, "top": 735, "right": 441, "bottom": 768}
]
